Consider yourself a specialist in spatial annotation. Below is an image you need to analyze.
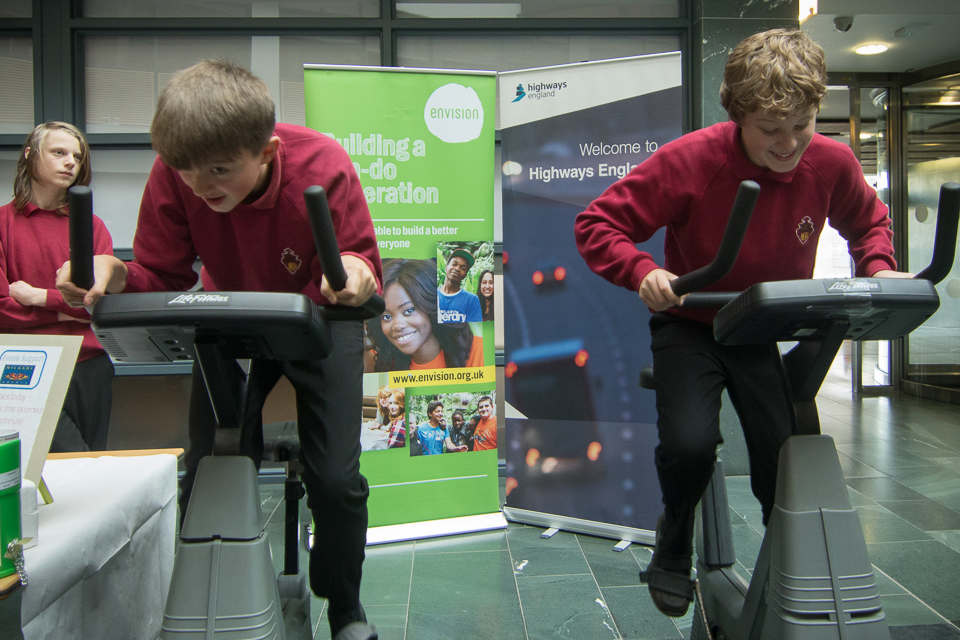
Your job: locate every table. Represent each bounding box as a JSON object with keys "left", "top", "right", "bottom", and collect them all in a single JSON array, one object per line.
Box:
[
  {"left": 360, "top": 421, "right": 391, "bottom": 451},
  {"left": 0, "top": 452, "right": 178, "bottom": 640}
]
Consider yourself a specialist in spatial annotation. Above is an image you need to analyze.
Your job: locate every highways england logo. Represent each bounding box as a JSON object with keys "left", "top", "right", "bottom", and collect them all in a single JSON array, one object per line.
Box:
[{"left": 511, "top": 79, "right": 568, "bottom": 103}]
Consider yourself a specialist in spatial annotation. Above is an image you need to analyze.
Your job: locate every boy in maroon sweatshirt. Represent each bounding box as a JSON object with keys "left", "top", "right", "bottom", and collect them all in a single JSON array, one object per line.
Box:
[
  {"left": 58, "top": 60, "right": 381, "bottom": 639},
  {"left": 575, "top": 29, "right": 908, "bottom": 618},
  {"left": 2, "top": 121, "right": 114, "bottom": 452}
]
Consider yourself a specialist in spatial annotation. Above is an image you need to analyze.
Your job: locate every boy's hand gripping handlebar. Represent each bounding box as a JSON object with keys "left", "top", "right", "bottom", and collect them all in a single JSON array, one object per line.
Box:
[{"left": 303, "top": 185, "right": 385, "bottom": 320}]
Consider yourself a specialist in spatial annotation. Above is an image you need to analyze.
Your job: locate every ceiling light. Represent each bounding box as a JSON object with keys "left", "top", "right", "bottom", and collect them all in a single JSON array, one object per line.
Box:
[
  {"left": 938, "top": 91, "right": 960, "bottom": 106},
  {"left": 855, "top": 43, "right": 889, "bottom": 55}
]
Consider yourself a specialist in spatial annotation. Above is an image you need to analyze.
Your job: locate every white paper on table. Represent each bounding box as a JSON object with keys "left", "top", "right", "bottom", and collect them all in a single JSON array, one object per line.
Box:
[{"left": 0, "top": 335, "right": 82, "bottom": 486}]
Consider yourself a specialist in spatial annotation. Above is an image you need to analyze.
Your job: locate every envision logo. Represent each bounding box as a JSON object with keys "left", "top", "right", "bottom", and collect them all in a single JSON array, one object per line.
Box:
[
  {"left": 827, "top": 279, "right": 879, "bottom": 293},
  {"left": 167, "top": 293, "right": 231, "bottom": 305},
  {"left": 423, "top": 83, "right": 484, "bottom": 143}
]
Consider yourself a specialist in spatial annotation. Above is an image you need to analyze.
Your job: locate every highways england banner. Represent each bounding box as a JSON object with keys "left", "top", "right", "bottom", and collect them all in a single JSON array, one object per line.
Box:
[
  {"left": 498, "top": 53, "right": 682, "bottom": 541},
  {"left": 304, "top": 65, "right": 503, "bottom": 542}
]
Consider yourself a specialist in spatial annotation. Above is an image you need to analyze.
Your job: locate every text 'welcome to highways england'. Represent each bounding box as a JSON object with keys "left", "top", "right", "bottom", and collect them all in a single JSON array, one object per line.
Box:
[{"left": 526, "top": 140, "right": 662, "bottom": 184}]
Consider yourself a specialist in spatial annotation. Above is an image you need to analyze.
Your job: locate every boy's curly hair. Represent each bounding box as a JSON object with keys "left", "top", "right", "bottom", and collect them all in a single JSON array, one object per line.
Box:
[{"left": 720, "top": 29, "right": 827, "bottom": 123}]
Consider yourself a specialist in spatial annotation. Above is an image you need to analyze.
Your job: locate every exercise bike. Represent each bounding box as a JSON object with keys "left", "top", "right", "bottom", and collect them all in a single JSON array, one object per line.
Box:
[
  {"left": 68, "top": 186, "right": 383, "bottom": 640},
  {"left": 639, "top": 180, "right": 960, "bottom": 640}
]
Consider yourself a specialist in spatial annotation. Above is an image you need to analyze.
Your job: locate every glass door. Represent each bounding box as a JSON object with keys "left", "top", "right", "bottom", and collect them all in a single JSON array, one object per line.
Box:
[
  {"left": 856, "top": 85, "right": 894, "bottom": 392},
  {"left": 901, "top": 74, "right": 960, "bottom": 398},
  {"left": 817, "top": 81, "right": 896, "bottom": 394}
]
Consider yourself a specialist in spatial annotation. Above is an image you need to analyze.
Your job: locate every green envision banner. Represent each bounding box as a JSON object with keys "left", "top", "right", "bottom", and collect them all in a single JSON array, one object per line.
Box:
[
  {"left": 305, "top": 66, "right": 494, "bottom": 256},
  {"left": 304, "top": 65, "right": 500, "bottom": 537}
]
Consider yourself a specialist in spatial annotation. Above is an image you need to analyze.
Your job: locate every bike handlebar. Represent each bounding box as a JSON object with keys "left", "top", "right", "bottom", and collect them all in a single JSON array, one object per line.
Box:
[
  {"left": 667, "top": 180, "right": 760, "bottom": 300},
  {"left": 663, "top": 179, "right": 959, "bottom": 310},
  {"left": 915, "top": 182, "right": 960, "bottom": 285},
  {"left": 303, "top": 185, "right": 385, "bottom": 320},
  {"left": 68, "top": 186, "right": 95, "bottom": 291}
]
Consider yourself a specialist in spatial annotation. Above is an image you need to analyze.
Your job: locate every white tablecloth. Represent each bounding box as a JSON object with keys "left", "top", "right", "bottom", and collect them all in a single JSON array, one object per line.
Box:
[
  {"left": 360, "top": 422, "right": 391, "bottom": 451},
  {"left": 21, "top": 455, "right": 177, "bottom": 640}
]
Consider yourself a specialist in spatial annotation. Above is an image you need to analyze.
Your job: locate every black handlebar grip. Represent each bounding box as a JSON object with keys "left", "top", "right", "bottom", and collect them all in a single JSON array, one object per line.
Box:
[
  {"left": 304, "top": 185, "right": 348, "bottom": 290},
  {"left": 676, "top": 292, "right": 740, "bottom": 309},
  {"left": 670, "top": 180, "right": 760, "bottom": 297},
  {"left": 303, "top": 186, "right": 385, "bottom": 318},
  {"left": 915, "top": 182, "right": 960, "bottom": 285},
  {"left": 68, "top": 186, "right": 95, "bottom": 290}
]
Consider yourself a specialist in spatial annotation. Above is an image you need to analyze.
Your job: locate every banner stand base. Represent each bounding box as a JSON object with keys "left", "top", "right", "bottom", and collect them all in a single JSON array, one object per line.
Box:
[
  {"left": 503, "top": 507, "right": 655, "bottom": 547},
  {"left": 366, "top": 512, "right": 507, "bottom": 545}
]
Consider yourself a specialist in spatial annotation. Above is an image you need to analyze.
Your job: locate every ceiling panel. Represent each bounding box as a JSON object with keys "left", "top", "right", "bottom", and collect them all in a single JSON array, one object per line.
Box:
[{"left": 801, "top": 0, "right": 960, "bottom": 74}]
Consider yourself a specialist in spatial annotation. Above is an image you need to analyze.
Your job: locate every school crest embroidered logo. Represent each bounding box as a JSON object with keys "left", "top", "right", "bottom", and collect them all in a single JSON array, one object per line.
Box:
[
  {"left": 281, "top": 248, "right": 302, "bottom": 274},
  {"left": 796, "top": 216, "right": 815, "bottom": 244}
]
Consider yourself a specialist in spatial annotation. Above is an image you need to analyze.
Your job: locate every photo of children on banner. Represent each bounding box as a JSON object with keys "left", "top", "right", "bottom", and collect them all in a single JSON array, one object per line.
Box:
[
  {"left": 477, "top": 269, "right": 495, "bottom": 322},
  {"left": 447, "top": 409, "right": 472, "bottom": 451},
  {"left": 407, "top": 390, "right": 496, "bottom": 457},
  {"left": 436, "top": 241, "right": 493, "bottom": 324},
  {"left": 373, "top": 384, "right": 391, "bottom": 427},
  {"left": 471, "top": 394, "right": 497, "bottom": 451},
  {"left": 361, "top": 386, "right": 406, "bottom": 451},
  {"left": 365, "top": 258, "right": 484, "bottom": 372}
]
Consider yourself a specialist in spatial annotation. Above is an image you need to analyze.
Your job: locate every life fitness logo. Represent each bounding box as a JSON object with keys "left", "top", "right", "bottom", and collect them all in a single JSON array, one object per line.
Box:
[
  {"left": 826, "top": 279, "right": 880, "bottom": 293},
  {"left": 423, "top": 83, "right": 484, "bottom": 144},
  {"left": 166, "top": 293, "right": 231, "bottom": 306}
]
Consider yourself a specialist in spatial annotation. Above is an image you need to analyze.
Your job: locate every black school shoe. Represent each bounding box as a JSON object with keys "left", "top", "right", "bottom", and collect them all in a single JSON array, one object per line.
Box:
[
  {"left": 639, "top": 515, "right": 695, "bottom": 617},
  {"left": 330, "top": 603, "right": 378, "bottom": 640}
]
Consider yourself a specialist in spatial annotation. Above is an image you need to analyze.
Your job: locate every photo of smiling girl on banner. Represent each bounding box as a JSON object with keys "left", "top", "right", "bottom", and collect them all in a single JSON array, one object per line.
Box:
[{"left": 365, "top": 258, "right": 484, "bottom": 372}]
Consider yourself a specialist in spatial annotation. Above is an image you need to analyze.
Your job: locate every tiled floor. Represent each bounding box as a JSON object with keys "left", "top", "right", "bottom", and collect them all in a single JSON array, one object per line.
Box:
[{"left": 257, "top": 354, "right": 960, "bottom": 640}]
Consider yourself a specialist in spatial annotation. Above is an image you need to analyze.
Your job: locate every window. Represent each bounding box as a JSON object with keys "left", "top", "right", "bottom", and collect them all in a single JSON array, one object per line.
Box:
[
  {"left": 0, "top": 38, "right": 34, "bottom": 135},
  {"left": 396, "top": 0, "right": 678, "bottom": 18},
  {"left": 84, "top": 35, "right": 381, "bottom": 133},
  {"left": 81, "top": 0, "right": 379, "bottom": 18},
  {"left": 10, "top": 1, "right": 688, "bottom": 270}
]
